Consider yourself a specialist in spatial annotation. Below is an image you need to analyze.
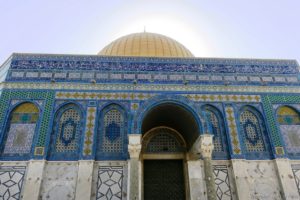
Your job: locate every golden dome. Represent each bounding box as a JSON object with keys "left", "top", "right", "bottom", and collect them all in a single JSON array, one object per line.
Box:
[{"left": 98, "top": 32, "right": 194, "bottom": 57}]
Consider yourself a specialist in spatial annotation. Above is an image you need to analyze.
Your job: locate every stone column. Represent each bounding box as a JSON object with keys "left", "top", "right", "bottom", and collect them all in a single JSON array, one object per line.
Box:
[
  {"left": 22, "top": 160, "right": 46, "bottom": 200},
  {"left": 186, "top": 159, "right": 206, "bottom": 200},
  {"left": 200, "top": 134, "right": 217, "bottom": 200},
  {"left": 274, "top": 158, "right": 299, "bottom": 199},
  {"left": 128, "top": 134, "right": 142, "bottom": 200},
  {"left": 75, "top": 160, "right": 94, "bottom": 200},
  {"left": 190, "top": 134, "right": 216, "bottom": 200}
]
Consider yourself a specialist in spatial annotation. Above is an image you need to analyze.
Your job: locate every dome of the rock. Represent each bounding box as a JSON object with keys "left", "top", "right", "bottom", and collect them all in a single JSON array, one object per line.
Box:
[{"left": 98, "top": 32, "right": 194, "bottom": 57}]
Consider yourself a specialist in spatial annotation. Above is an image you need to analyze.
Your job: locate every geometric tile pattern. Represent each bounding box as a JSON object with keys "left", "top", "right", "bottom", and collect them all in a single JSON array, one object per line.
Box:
[
  {"left": 292, "top": 165, "right": 300, "bottom": 196},
  {"left": 0, "top": 91, "right": 55, "bottom": 151},
  {"left": 261, "top": 95, "right": 300, "bottom": 153},
  {"left": 56, "top": 91, "right": 155, "bottom": 101},
  {"left": 225, "top": 106, "right": 241, "bottom": 154},
  {"left": 184, "top": 94, "right": 261, "bottom": 103},
  {"left": 280, "top": 125, "right": 300, "bottom": 153},
  {"left": 55, "top": 108, "right": 81, "bottom": 152},
  {"left": 102, "top": 109, "right": 124, "bottom": 153},
  {"left": 83, "top": 107, "right": 96, "bottom": 156},
  {"left": 213, "top": 165, "right": 232, "bottom": 200},
  {"left": 146, "top": 133, "right": 181, "bottom": 153},
  {"left": 3, "top": 102, "right": 39, "bottom": 155},
  {"left": 277, "top": 106, "right": 300, "bottom": 125},
  {"left": 0, "top": 166, "right": 26, "bottom": 200},
  {"left": 96, "top": 166, "right": 123, "bottom": 200},
  {"left": 206, "top": 109, "right": 224, "bottom": 152},
  {"left": 56, "top": 92, "right": 261, "bottom": 103},
  {"left": 239, "top": 110, "right": 266, "bottom": 152},
  {"left": 3, "top": 124, "right": 36, "bottom": 154}
]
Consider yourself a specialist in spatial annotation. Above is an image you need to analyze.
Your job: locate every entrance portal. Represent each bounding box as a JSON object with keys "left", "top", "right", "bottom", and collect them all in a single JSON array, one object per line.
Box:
[
  {"left": 142, "top": 127, "right": 187, "bottom": 200},
  {"left": 144, "top": 160, "right": 185, "bottom": 200}
]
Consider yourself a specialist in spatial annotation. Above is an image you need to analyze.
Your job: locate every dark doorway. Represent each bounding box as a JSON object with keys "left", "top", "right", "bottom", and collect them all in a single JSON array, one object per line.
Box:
[{"left": 144, "top": 160, "right": 185, "bottom": 200}]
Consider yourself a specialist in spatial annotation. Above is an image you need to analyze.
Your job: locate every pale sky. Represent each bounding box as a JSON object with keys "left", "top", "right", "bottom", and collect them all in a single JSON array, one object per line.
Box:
[{"left": 0, "top": 0, "right": 299, "bottom": 64}]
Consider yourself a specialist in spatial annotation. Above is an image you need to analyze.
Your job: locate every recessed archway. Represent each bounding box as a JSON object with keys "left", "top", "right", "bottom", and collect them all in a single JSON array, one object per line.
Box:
[{"left": 141, "top": 102, "right": 201, "bottom": 200}]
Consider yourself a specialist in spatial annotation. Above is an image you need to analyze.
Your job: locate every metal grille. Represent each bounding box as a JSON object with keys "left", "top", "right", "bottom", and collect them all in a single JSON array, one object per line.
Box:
[{"left": 144, "top": 160, "right": 185, "bottom": 200}]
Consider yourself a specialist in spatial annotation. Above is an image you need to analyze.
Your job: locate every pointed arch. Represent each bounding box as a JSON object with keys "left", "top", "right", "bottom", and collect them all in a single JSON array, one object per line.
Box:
[
  {"left": 1, "top": 102, "right": 39, "bottom": 157},
  {"left": 48, "top": 103, "right": 83, "bottom": 160},
  {"left": 239, "top": 106, "right": 272, "bottom": 159},
  {"left": 96, "top": 103, "right": 128, "bottom": 160},
  {"left": 202, "top": 105, "right": 229, "bottom": 159},
  {"left": 277, "top": 106, "right": 300, "bottom": 125}
]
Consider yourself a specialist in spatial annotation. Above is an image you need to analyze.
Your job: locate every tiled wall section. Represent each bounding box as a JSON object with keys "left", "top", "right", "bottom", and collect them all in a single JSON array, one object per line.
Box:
[
  {"left": 213, "top": 165, "right": 232, "bottom": 200},
  {"left": 0, "top": 90, "right": 55, "bottom": 155},
  {"left": 91, "top": 161, "right": 128, "bottom": 200},
  {"left": 0, "top": 166, "right": 26, "bottom": 199},
  {"left": 262, "top": 95, "right": 300, "bottom": 157}
]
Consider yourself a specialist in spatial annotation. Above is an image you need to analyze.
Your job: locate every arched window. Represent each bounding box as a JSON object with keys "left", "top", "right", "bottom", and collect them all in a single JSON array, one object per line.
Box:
[
  {"left": 239, "top": 107, "right": 271, "bottom": 158},
  {"left": 277, "top": 106, "right": 300, "bottom": 155},
  {"left": 2, "top": 102, "right": 39, "bottom": 157},
  {"left": 48, "top": 104, "right": 83, "bottom": 160},
  {"left": 204, "top": 106, "right": 229, "bottom": 159},
  {"left": 96, "top": 105, "right": 127, "bottom": 160}
]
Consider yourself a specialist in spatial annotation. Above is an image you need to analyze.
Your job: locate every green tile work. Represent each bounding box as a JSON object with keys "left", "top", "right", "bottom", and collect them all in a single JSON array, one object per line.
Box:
[
  {"left": 262, "top": 94, "right": 300, "bottom": 149},
  {"left": 0, "top": 90, "right": 55, "bottom": 147}
]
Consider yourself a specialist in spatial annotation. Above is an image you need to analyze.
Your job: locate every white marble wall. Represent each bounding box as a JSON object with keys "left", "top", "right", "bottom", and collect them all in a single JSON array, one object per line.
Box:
[
  {"left": 232, "top": 160, "right": 282, "bottom": 200},
  {"left": 39, "top": 162, "right": 78, "bottom": 200}
]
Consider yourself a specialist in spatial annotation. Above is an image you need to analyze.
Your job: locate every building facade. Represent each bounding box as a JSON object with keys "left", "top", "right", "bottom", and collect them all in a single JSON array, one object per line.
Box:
[{"left": 0, "top": 32, "right": 300, "bottom": 200}]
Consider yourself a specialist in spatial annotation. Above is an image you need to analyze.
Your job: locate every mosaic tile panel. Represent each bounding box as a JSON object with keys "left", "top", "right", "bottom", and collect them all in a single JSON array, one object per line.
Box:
[
  {"left": 96, "top": 166, "right": 123, "bottom": 200},
  {"left": 213, "top": 165, "right": 232, "bottom": 200},
  {"left": 239, "top": 110, "right": 266, "bottom": 152},
  {"left": 3, "top": 102, "right": 39, "bottom": 155},
  {"left": 280, "top": 125, "right": 300, "bottom": 153},
  {"left": 0, "top": 91, "right": 55, "bottom": 152},
  {"left": 56, "top": 91, "right": 154, "bottom": 101},
  {"left": 3, "top": 124, "right": 36, "bottom": 154},
  {"left": 56, "top": 92, "right": 262, "bottom": 103},
  {"left": 10, "top": 54, "right": 298, "bottom": 74},
  {"left": 277, "top": 106, "right": 300, "bottom": 125},
  {"left": 225, "top": 106, "right": 241, "bottom": 154},
  {"left": 261, "top": 95, "right": 300, "bottom": 155},
  {"left": 0, "top": 166, "right": 26, "bottom": 200},
  {"left": 184, "top": 94, "right": 261, "bottom": 103},
  {"left": 83, "top": 107, "right": 96, "bottom": 156},
  {"left": 206, "top": 110, "right": 224, "bottom": 152},
  {"left": 55, "top": 108, "right": 81, "bottom": 152},
  {"left": 102, "top": 109, "right": 124, "bottom": 153}
]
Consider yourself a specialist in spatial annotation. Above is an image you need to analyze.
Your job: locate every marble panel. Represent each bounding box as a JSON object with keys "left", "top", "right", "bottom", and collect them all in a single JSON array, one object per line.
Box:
[{"left": 40, "top": 162, "right": 78, "bottom": 200}]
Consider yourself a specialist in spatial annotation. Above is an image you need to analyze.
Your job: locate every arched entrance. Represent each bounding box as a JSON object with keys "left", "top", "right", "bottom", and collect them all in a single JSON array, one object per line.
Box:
[{"left": 141, "top": 103, "right": 200, "bottom": 200}]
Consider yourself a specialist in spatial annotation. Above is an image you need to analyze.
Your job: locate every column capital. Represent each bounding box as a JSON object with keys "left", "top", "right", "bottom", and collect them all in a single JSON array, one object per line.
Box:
[
  {"left": 128, "top": 134, "right": 142, "bottom": 159},
  {"left": 200, "top": 134, "right": 214, "bottom": 158},
  {"left": 190, "top": 134, "right": 214, "bottom": 158}
]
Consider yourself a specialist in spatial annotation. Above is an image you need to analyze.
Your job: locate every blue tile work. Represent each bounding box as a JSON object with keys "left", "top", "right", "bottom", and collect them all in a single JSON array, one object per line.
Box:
[
  {"left": 96, "top": 104, "right": 128, "bottom": 160},
  {"left": 261, "top": 95, "right": 300, "bottom": 158},
  {"left": 0, "top": 90, "right": 55, "bottom": 160},
  {"left": 47, "top": 103, "right": 84, "bottom": 160},
  {"left": 203, "top": 105, "right": 230, "bottom": 160},
  {"left": 0, "top": 166, "right": 26, "bottom": 199},
  {"left": 6, "top": 54, "right": 300, "bottom": 86},
  {"left": 2, "top": 102, "right": 39, "bottom": 156},
  {"left": 238, "top": 107, "right": 272, "bottom": 159}
]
